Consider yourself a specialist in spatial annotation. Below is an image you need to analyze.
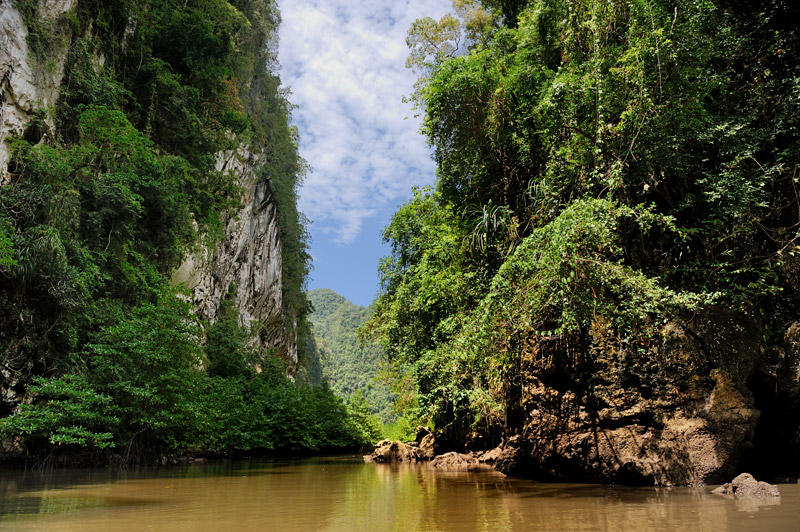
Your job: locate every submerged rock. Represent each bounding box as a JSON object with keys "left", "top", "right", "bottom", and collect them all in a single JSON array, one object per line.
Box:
[
  {"left": 428, "top": 449, "right": 501, "bottom": 472},
  {"left": 364, "top": 440, "right": 426, "bottom": 463},
  {"left": 711, "top": 473, "right": 781, "bottom": 498}
]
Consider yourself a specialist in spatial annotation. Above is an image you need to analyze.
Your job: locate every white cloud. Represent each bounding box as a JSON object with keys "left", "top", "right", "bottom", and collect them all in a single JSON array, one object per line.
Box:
[{"left": 278, "top": 0, "right": 452, "bottom": 244}]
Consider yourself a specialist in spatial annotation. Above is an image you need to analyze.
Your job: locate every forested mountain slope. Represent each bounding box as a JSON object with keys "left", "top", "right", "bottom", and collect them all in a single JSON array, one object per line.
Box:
[
  {"left": 366, "top": 0, "right": 800, "bottom": 484},
  {"left": 307, "top": 288, "right": 394, "bottom": 423},
  {"left": 0, "top": 0, "right": 370, "bottom": 464}
]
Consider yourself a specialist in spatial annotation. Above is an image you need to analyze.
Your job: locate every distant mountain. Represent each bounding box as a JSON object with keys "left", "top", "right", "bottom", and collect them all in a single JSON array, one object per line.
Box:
[{"left": 306, "top": 289, "right": 394, "bottom": 423}]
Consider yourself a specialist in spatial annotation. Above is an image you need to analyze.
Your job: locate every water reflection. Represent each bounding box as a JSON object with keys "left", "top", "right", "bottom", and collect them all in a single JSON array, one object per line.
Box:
[{"left": 0, "top": 457, "right": 797, "bottom": 532}]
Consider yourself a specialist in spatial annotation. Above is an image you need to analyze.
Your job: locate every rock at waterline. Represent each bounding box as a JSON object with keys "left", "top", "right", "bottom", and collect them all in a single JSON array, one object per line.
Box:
[
  {"left": 711, "top": 473, "right": 781, "bottom": 498},
  {"left": 428, "top": 451, "right": 498, "bottom": 472},
  {"left": 364, "top": 427, "right": 438, "bottom": 463},
  {"left": 364, "top": 439, "right": 427, "bottom": 463},
  {"left": 364, "top": 437, "right": 505, "bottom": 472},
  {"left": 415, "top": 426, "right": 436, "bottom": 459}
]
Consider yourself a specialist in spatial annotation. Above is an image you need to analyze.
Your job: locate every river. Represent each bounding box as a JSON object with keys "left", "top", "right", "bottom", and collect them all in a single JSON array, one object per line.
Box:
[{"left": 0, "top": 457, "right": 797, "bottom": 531}]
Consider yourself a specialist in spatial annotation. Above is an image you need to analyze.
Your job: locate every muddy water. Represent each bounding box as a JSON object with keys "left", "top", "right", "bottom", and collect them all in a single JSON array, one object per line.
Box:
[{"left": 0, "top": 457, "right": 797, "bottom": 532}]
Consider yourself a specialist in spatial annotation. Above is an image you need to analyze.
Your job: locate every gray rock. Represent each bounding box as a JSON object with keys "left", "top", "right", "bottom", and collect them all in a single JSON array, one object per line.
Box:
[
  {"left": 171, "top": 148, "right": 297, "bottom": 371},
  {"left": 428, "top": 451, "right": 495, "bottom": 472},
  {"left": 1, "top": 0, "right": 75, "bottom": 179},
  {"left": 418, "top": 433, "right": 436, "bottom": 459},
  {"left": 429, "top": 451, "right": 475, "bottom": 470},
  {"left": 414, "top": 425, "right": 431, "bottom": 444},
  {"left": 475, "top": 446, "right": 502, "bottom": 464},
  {"left": 711, "top": 473, "right": 781, "bottom": 498}
]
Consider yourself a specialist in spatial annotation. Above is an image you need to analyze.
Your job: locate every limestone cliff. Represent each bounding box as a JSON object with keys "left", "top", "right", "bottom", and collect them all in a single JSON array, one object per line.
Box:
[
  {"left": 1, "top": 0, "right": 298, "bottom": 373},
  {"left": 172, "top": 148, "right": 297, "bottom": 372},
  {"left": 0, "top": 0, "right": 74, "bottom": 178}
]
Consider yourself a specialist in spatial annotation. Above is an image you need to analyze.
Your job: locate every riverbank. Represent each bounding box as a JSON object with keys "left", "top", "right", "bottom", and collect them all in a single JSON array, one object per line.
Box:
[
  {"left": 364, "top": 425, "right": 797, "bottom": 487},
  {"left": 0, "top": 444, "right": 373, "bottom": 471}
]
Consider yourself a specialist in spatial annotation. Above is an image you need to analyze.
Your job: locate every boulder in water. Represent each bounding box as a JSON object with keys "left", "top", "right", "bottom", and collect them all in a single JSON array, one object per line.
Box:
[
  {"left": 364, "top": 439, "right": 424, "bottom": 463},
  {"left": 711, "top": 473, "right": 781, "bottom": 498}
]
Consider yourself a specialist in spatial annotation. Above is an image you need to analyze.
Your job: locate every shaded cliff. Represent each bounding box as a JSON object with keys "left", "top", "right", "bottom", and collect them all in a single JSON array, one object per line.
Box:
[
  {"left": 0, "top": 0, "right": 302, "bottom": 384},
  {"left": 494, "top": 311, "right": 765, "bottom": 485},
  {"left": 0, "top": 0, "right": 310, "bottom": 461},
  {"left": 172, "top": 148, "right": 297, "bottom": 371},
  {"left": 1, "top": 0, "right": 80, "bottom": 409}
]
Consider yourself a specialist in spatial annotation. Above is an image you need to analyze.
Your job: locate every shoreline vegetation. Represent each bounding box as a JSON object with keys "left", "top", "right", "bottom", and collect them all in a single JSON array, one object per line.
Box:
[{"left": 0, "top": 0, "right": 379, "bottom": 468}]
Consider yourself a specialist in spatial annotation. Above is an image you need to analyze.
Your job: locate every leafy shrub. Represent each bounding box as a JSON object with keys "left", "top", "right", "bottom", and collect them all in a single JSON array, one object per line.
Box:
[{"left": 0, "top": 375, "right": 116, "bottom": 451}]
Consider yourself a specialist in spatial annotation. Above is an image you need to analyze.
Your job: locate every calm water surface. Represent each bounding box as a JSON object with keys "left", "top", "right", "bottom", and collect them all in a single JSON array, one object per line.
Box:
[{"left": 0, "top": 457, "right": 797, "bottom": 531}]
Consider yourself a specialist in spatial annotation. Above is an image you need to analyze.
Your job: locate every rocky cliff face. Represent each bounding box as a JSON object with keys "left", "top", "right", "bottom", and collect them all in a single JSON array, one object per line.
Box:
[
  {"left": 495, "top": 309, "right": 799, "bottom": 485},
  {"left": 171, "top": 149, "right": 297, "bottom": 372},
  {"left": 1, "top": 0, "right": 297, "bottom": 372},
  {"left": 0, "top": 0, "right": 74, "bottom": 179},
  {"left": 0, "top": 0, "right": 74, "bottom": 409}
]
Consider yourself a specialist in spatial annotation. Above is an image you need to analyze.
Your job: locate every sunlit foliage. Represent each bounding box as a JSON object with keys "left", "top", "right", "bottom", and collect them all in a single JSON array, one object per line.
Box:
[{"left": 370, "top": 0, "right": 800, "bottom": 443}]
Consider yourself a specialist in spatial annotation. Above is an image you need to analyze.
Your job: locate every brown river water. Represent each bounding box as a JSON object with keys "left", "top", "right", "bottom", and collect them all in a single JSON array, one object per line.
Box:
[{"left": 0, "top": 457, "right": 797, "bottom": 532}]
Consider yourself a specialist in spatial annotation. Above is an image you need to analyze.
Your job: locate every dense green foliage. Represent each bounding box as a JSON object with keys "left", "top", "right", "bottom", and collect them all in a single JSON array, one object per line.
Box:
[
  {"left": 0, "top": 0, "right": 355, "bottom": 463},
  {"left": 307, "top": 289, "right": 394, "bottom": 424},
  {"left": 0, "top": 288, "right": 375, "bottom": 463},
  {"left": 367, "top": 0, "right": 800, "bottom": 444}
]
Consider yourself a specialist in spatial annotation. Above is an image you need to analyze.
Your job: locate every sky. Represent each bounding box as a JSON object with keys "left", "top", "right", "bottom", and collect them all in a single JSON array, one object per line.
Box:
[{"left": 277, "top": 0, "right": 452, "bottom": 308}]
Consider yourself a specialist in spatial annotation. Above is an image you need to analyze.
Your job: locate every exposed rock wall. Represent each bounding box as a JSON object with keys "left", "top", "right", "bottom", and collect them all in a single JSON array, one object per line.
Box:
[
  {"left": 2, "top": 0, "right": 297, "bottom": 372},
  {"left": 1, "top": 0, "right": 73, "bottom": 410},
  {"left": 0, "top": 0, "right": 74, "bottom": 179},
  {"left": 171, "top": 149, "right": 297, "bottom": 372},
  {"left": 496, "top": 309, "right": 777, "bottom": 486}
]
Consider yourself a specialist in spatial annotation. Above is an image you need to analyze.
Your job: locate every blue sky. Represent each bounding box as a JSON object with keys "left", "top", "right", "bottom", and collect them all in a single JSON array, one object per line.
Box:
[{"left": 278, "top": 0, "right": 452, "bottom": 307}]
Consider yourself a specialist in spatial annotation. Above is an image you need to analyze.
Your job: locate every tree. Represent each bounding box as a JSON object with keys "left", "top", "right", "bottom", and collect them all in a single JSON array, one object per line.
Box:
[
  {"left": 307, "top": 288, "right": 395, "bottom": 423},
  {"left": 405, "top": 0, "right": 499, "bottom": 88},
  {"left": 0, "top": 375, "right": 116, "bottom": 453},
  {"left": 0, "top": 219, "right": 15, "bottom": 270},
  {"left": 374, "top": 0, "right": 800, "bottom": 443},
  {"left": 206, "top": 284, "right": 254, "bottom": 379},
  {"left": 86, "top": 288, "right": 204, "bottom": 459}
]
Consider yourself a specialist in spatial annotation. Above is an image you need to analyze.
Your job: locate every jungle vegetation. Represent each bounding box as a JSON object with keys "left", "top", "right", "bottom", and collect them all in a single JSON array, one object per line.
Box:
[
  {"left": 365, "top": 0, "right": 800, "bottom": 445},
  {"left": 307, "top": 289, "right": 394, "bottom": 423},
  {"left": 0, "top": 0, "right": 375, "bottom": 464}
]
